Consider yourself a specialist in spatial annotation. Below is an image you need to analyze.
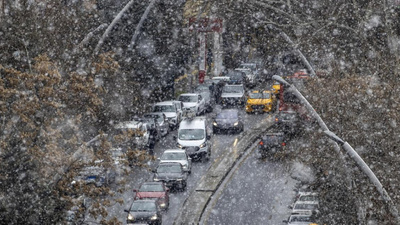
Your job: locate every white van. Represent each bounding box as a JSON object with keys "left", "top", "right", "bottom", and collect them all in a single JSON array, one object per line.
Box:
[{"left": 176, "top": 117, "right": 211, "bottom": 162}]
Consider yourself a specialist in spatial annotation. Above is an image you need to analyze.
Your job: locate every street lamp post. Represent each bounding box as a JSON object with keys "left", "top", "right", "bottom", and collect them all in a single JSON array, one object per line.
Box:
[{"left": 272, "top": 75, "right": 400, "bottom": 223}]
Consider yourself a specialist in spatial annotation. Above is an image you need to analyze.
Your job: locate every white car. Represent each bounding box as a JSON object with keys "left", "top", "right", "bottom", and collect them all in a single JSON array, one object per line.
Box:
[
  {"left": 114, "top": 120, "right": 155, "bottom": 150},
  {"left": 283, "top": 213, "right": 316, "bottom": 225},
  {"left": 291, "top": 201, "right": 319, "bottom": 215},
  {"left": 176, "top": 117, "right": 211, "bottom": 162},
  {"left": 158, "top": 149, "right": 192, "bottom": 173},
  {"left": 152, "top": 101, "right": 183, "bottom": 130},
  {"left": 178, "top": 93, "right": 206, "bottom": 115}
]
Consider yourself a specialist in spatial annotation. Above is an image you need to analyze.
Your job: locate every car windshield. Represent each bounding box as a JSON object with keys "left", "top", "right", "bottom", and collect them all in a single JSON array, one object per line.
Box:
[
  {"left": 289, "top": 215, "right": 312, "bottom": 222},
  {"left": 153, "top": 105, "right": 175, "bottom": 112},
  {"left": 139, "top": 183, "right": 164, "bottom": 192},
  {"left": 249, "top": 93, "right": 263, "bottom": 99},
  {"left": 223, "top": 86, "right": 243, "bottom": 93},
  {"left": 178, "top": 129, "right": 205, "bottom": 140},
  {"left": 263, "top": 92, "right": 271, "bottom": 99},
  {"left": 129, "top": 202, "right": 157, "bottom": 212},
  {"left": 227, "top": 72, "right": 244, "bottom": 80},
  {"left": 161, "top": 152, "right": 186, "bottom": 160},
  {"left": 216, "top": 111, "right": 238, "bottom": 119},
  {"left": 196, "top": 85, "right": 209, "bottom": 91},
  {"left": 179, "top": 95, "right": 198, "bottom": 102},
  {"left": 299, "top": 195, "right": 318, "bottom": 202},
  {"left": 294, "top": 203, "right": 318, "bottom": 210},
  {"left": 157, "top": 164, "right": 182, "bottom": 173},
  {"left": 240, "top": 64, "right": 256, "bottom": 70},
  {"left": 144, "top": 114, "right": 163, "bottom": 123}
]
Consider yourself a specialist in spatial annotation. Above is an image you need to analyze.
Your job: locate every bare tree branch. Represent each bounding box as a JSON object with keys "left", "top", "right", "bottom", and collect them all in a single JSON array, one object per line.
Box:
[
  {"left": 74, "top": 23, "right": 108, "bottom": 54},
  {"left": 94, "top": 0, "right": 136, "bottom": 55}
]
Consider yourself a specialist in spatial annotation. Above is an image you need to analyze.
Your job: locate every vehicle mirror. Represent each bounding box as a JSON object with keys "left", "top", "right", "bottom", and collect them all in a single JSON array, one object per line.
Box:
[
  {"left": 188, "top": 157, "right": 192, "bottom": 161},
  {"left": 124, "top": 209, "right": 129, "bottom": 213},
  {"left": 282, "top": 220, "right": 288, "bottom": 223},
  {"left": 288, "top": 205, "right": 293, "bottom": 209}
]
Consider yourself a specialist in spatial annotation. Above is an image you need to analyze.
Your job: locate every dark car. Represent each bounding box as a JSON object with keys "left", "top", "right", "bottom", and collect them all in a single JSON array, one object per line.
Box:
[
  {"left": 212, "top": 109, "right": 244, "bottom": 133},
  {"left": 223, "top": 69, "right": 247, "bottom": 85},
  {"left": 133, "top": 182, "right": 170, "bottom": 210},
  {"left": 257, "top": 132, "right": 286, "bottom": 158},
  {"left": 153, "top": 162, "right": 188, "bottom": 191},
  {"left": 275, "top": 110, "right": 301, "bottom": 135},
  {"left": 124, "top": 199, "right": 162, "bottom": 225}
]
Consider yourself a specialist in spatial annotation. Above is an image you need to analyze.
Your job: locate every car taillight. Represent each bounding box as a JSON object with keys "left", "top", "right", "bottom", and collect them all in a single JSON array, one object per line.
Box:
[
  {"left": 282, "top": 142, "right": 286, "bottom": 146},
  {"left": 259, "top": 141, "right": 264, "bottom": 146},
  {"left": 275, "top": 117, "right": 279, "bottom": 122}
]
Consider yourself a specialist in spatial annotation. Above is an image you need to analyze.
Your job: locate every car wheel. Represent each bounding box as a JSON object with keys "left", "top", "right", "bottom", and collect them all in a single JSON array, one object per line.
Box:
[{"left": 188, "top": 169, "right": 191, "bottom": 175}]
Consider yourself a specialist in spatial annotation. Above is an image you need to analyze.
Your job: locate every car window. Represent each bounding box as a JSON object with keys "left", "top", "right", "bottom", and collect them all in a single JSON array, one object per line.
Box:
[
  {"left": 216, "top": 111, "right": 238, "bottom": 119},
  {"left": 179, "top": 95, "right": 198, "bottom": 102},
  {"left": 130, "top": 202, "right": 157, "bottom": 212},
  {"left": 294, "top": 203, "right": 318, "bottom": 210},
  {"left": 161, "top": 152, "right": 187, "bottom": 160},
  {"left": 157, "top": 164, "right": 182, "bottom": 173},
  {"left": 222, "top": 86, "right": 243, "bottom": 93},
  {"left": 139, "top": 183, "right": 164, "bottom": 192},
  {"left": 299, "top": 195, "right": 318, "bottom": 201},
  {"left": 249, "top": 92, "right": 263, "bottom": 99},
  {"left": 262, "top": 92, "right": 271, "bottom": 99},
  {"left": 153, "top": 105, "right": 176, "bottom": 112},
  {"left": 289, "top": 215, "right": 312, "bottom": 222},
  {"left": 178, "top": 129, "right": 205, "bottom": 140}
]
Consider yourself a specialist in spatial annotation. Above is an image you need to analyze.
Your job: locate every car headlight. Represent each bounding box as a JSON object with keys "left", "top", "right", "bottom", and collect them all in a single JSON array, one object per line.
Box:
[
  {"left": 199, "top": 142, "right": 207, "bottom": 148},
  {"left": 127, "top": 213, "right": 134, "bottom": 221},
  {"left": 150, "top": 214, "right": 158, "bottom": 220},
  {"left": 176, "top": 178, "right": 183, "bottom": 181},
  {"left": 182, "top": 164, "right": 188, "bottom": 169},
  {"left": 234, "top": 122, "right": 239, "bottom": 126},
  {"left": 213, "top": 121, "right": 218, "bottom": 126},
  {"left": 160, "top": 203, "right": 166, "bottom": 207},
  {"left": 153, "top": 178, "right": 160, "bottom": 181},
  {"left": 177, "top": 143, "right": 183, "bottom": 148}
]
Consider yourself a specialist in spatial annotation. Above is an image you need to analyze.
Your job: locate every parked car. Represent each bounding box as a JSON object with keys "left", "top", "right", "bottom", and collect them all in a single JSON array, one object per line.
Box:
[
  {"left": 176, "top": 116, "right": 211, "bottom": 162},
  {"left": 238, "top": 62, "right": 260, "bottom": 74},
  {"left": 272, "top": 81, "right": 281, "bottom": 96},
  {"left": 283, "top": 213, "right": 317, "bottom": 225},
  {"left": 257, "top": 132, "right": 286, "bottom": 158},
  {"left": 178, "top": 93, "right": 206, "bottom": 115},
  {"left": 291, "top": 201, "right": 320, "bottom": 215},
  {"left": 223, "top": 69, "right": 247, "bottom": 85},
  {"left": 245, "top": 90, "right": 277, "bottom": 113},
  {"left": 235, "top": 68, "right": 259, "bottom": 87},
  {"left": 153, "top": 162, "right": 188, "bottom": 191},
  {"left": 143, "top": 112, "right": 170, "bottom": 137},
  {"left": 212, "top": 76, "right": 230, "bottom": 84},
  {"left": 195, "top": 84, "right": 213, "bottom": 112},
  {"left": 138, "top": 116, "right": 161, "bottom": 141},
  {"left": 74, "top": 161, "right": 116, "bottom": 187},
  {"left": 158, "top": 149, "right": 192, "bottom": 174},
  {"left": 133, "top": 182, "right": 170, "bottom": 210},
  {"left": 152, "top": 101, "right": 183, "bottom": 130},
  {"left": 114, "top": 120, "right": 156, "bottom": 151},
  {"left": 212, "top": 109, "right": 244, "bottom": 133},
  {"left": 220, "top": 84, "right": 246, "bottom": 107},
  {"left": 124, "top": 199, "right": 162, "bottom": 225}
]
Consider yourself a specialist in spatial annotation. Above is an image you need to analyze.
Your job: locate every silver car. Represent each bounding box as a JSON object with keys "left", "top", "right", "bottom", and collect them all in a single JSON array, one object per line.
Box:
[
  {"left": 143, "top": 112, "right": 170, "bottom": 137},
  {"left": 158, "top": 149, "right": 192, "bottom": 174}
]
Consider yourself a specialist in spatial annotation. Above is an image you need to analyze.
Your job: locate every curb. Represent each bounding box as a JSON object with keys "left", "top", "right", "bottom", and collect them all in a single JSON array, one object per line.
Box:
[{"left": 173, "top": 120, "right": 274, "bottom": 224}]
